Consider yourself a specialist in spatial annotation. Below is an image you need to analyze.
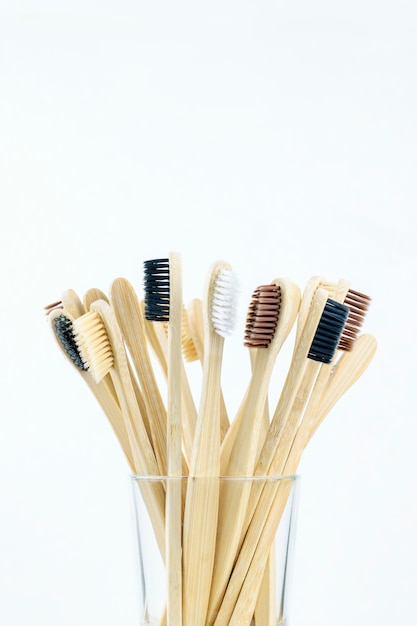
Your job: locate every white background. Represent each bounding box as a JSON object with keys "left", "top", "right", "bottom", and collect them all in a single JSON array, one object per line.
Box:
[{"left": 1, "top": 1, "right": 416, "bottom": 625}]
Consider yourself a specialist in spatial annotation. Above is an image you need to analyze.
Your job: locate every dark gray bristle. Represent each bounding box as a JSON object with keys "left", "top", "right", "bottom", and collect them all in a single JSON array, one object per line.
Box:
[
  {"left": 54, "top": 314, "right": 88, "bottom": 371},
  {"left": 143, "top": 258, "right": 170, "bottom": 322},
  {"left": 308, "top": 299, "right": 349, "bottom": 364}
]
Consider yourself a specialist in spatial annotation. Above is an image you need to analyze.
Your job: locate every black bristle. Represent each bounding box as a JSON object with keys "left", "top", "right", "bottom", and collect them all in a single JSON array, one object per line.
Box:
[
  {"left": 308, "top": 299, "right": 349, "bottom": 364},
  {"left": 54, "top": 314, "right": 88, "bottom": 372},
  {"left": 54, "top": 314, "right": 88, "bottom": 371},
  {"left": 143, "top": 258, "right": 170, "bottom": 322}
]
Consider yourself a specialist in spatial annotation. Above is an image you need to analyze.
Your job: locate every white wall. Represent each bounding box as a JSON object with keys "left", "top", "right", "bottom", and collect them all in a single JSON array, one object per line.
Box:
[{"left": 1, "top": 2, "right": 416, "bottom": 625}]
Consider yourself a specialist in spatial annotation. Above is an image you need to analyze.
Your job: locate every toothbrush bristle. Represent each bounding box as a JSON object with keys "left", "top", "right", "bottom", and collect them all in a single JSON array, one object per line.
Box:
[
  {"left": 182, "top": 306, "right": 199, "bottom": 362},
  {"left": 73, "top": 311, "right": 114, "bottom": 382},
  {"left": 211, "top": 268, "right": 238, "bottom": 338},
  {"left": 53, "top": 313, "right": 88, "bottom": 371},
  {"left": 45, "top": 300, "right": 63, "bottom": 315},
  {"left": 244, "top": 284, "right": 281, "bottom": 348},
  {"left": 308, "top": 298, "right": 349, "bottom": 363},
  {"left": 339, "top": 289, "right": 371, "bottom": 351},
  {"left": 143, "top": 258, "right": 170, "bottom": 322}
]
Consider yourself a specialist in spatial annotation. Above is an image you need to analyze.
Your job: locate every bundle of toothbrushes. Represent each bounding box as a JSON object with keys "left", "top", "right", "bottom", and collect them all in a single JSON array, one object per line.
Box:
[{"left": 45, "top": 252, "right": 376, "bottom": 626}]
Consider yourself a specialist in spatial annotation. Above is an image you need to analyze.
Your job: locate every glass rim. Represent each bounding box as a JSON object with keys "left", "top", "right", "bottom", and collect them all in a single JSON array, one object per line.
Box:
[{"left": 130, "top": 473, "right": 300, "bottom": 482}]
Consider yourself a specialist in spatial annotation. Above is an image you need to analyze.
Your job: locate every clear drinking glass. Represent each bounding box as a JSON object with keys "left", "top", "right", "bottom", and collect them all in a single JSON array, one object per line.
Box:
[{"left": 130, "top": 474, "right": 300, "bottom": 626}]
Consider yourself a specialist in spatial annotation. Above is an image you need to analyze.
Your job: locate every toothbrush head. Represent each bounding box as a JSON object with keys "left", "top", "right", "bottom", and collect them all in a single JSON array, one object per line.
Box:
[
  {"left": 73, "top": 310, "right": 114, "bottom": 382},
  {"left": 182, "top": 305, "right": 199, "bottom": 362},
  {"left": 210, "top": 266, "right": 239, "bottom": 338},
  {"left": 308, "top": 298, "right": 349, "bottom": 363},
  {"left": 339, "top": 289, "right": 372, "bottom": 352},
  {"left": 44, "top": 300, "right": 63, "bottom": 315},
  {"left": 244, "top": 284, "right": 282, "bottom": 348},
  {"left": 49, "top": 311, "right": 88, "bottom": 372},
  {"left": 143, "top": 258, "right": 170, "bottom": 322}
]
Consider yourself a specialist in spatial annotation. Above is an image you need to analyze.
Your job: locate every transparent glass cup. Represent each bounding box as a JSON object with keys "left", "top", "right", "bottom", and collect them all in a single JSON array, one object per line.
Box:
[{"left": 130, "top": 474, "right": 300, "bottom": 626}]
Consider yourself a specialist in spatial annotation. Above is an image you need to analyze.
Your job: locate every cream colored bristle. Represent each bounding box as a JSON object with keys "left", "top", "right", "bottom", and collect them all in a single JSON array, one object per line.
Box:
[
  {"left": 182, "top": 306, "right": 199, "bottom": 362},
  {"left": 73, "top": 310, "right": 114, "bottom": 383}
]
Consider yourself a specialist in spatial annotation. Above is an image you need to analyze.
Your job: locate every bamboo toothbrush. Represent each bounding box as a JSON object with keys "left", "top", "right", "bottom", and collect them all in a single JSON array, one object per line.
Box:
[
  {"left": 143, "top": 253, "right": 183, "bottom": 626},
  {"left": 185, "top": 291, "right": 282, "bottom": 625},
  {"left": 47, "top": 307, "right": 135, "bottom": 471},
  {"left": 239, "top": 289, "right": 349, "bottom": 547},
  {"left": 81, "top": 287, "right": 126, "bottom": 417},
  {"left": 141, "top": 302, "right": 169, "bottom": 377},
  {"left": 182, "top": 261, "right": 238, "bottom": 626},
  {"left": 48, "top": 286, "right": 120, "bottom": 415},
  {"left": 186, "top": 297, "right": 230, "bottom": 441},
  {"left": 258, "top": 278, "right": 349, "bottom": 626},
  {"left": 72, "top": 299, "right": 166, "bottom": 556},
  {"left": 214, "top": 288, "right": 349, "bottom": 626},
  {"left": 255, "top": 290, "right": 349, "bottom": 479},
  {"left": 284, "top": 332, "right": 377, "bottom": 474},
  {"left": 338, "top": 289, "right": 372, "bottom": 352},
  {"left": 284, "top": 285, "right": 372, "bottom": 464},
  {"left": 219, "top": 280, "right": 301, "bottom": 474},
  {"left": 269, "top": 279, "right": 351, "bottom": 475},
  {"left": 220, "top": 476, "right": 296, "bottom": 626},
  {"left": 141, "top": 297, "right": 198, "bottom": 466},
  {"left": 83, "top": 287, "right": 109, "bottom": 311},
  {"left": 183, "top": 300, "right": 203, "bottom": 369},
  {"left": 249, "top": 351, "right": 276, "bottom": 626},
  {"left": 181, "top": 304, "right": 200, "bottom": 363},
  {"left": 207, "top": 278, "right": 300, "bottom": 625},
  {"left": 110, "top": 277, "right": 172, "bottom": 476},
  {"left": 221, "top": 333, "right": 377, "bottom": 626},
  {"left": 45, "top": 261, "right": 377, "bottom": 626},
  {"left": 273, "top": 275, "right": 345, "bottom": 429},
  {"left": 81, "top": 287, "right": 153, "bottom": 445},
  {"left": 61, "top": 288, "right": 85, "bottom": 318},
  {"left": 44, "top": 300, "right": 64, "bottom": 315}
]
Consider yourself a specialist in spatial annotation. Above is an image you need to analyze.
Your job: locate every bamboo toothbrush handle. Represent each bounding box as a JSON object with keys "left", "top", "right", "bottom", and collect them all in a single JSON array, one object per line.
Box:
[
  {"left": 221, "top": 479, "right": 294, "bottom": 626},
  {"left": 188, "top": 297, "right": 230, "bottom": 441},
  {"left": 255, "top": 288, "right": 328, "bottom": 476},
  {"left": 84, "top": 374, "right": 136, "bottom": 471},
  {"left": 212, "top": 290, "right": 329, "bottom": 624},
  {"left": 233, "top": 289, "right": 327, "bottom": 564},
  {"left": 49, "top": 308, "right": 135, "bottom": 472},
  {"left": 61, "top": 289, "right": 85, "bottom": 318},
  {"left": 83, "top": 287, "right": 109, "bottom": 311},
  {"left": 111, "top": 278, "right": 169, "bottom": 475},
  {"left": 182, "top": 474, "right": 220, "bottom": 626},
  {"left": 209, "top": 280, "right": 299, "bottom": 625},
  {"left": 182, "top": 336, "right": 222, "bottom": 625},
  {"left": 226, "top": 333, "right": 377, "bottom": 626},
  {"left": 165, "top": 252, "right": 183, "bottom": 626},
  {"left": 80, "top": 301, "right": 167, "bottom": 557},
  {"left": 217, "top": 334, "right": 377, "bottom": 626},
  {"left": 286, "top": 333, "right": 378, "bottom": 464},
  {"left": 183, "top": 261, "right": 236, "bottom": 626},
  {"left": 142, "top": 300, "right": 196, "bottom": 465},
  {"left": 254, "top": 361, "right": 276, "bottom": 626}
]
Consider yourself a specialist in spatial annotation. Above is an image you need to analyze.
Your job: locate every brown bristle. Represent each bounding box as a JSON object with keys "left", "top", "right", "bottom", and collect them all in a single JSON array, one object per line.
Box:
[
  {"left": 339, "top": 289, "right": 371, "bottom": 351},
  {"left": 244, "top": 284, "right": 281, "bottom": 348},
  {"left": 44, "top": 300, "right": 63, "bottom": 315}
]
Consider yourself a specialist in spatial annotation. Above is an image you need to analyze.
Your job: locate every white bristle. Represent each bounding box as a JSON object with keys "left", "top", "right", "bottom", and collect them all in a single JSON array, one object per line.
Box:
[
  {"left": 211, "top": 268, "right": 239, "bottom": 337},
  {"left": 73, "top": 311, "right": 114, "bottom": 383}
]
